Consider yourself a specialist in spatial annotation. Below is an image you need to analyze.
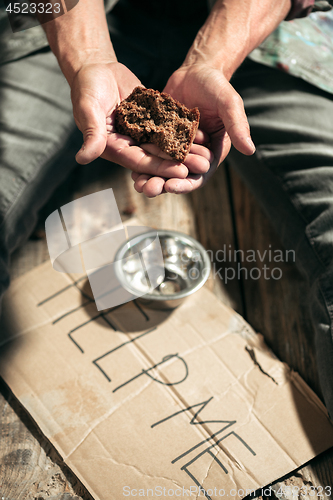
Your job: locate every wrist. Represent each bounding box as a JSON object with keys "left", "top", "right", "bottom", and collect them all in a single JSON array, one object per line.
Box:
[
  {"left": 183, "top": 0, "right": 291, "bottom": 81},
  {"left": 59, "top": 47, "right": 117, "bottom": 87},
  {"left": 182, "top": 47, "right": 245, "bottom": 83},
  {"left": 44, "top": 24, "right": 117, "bottom": 86}
]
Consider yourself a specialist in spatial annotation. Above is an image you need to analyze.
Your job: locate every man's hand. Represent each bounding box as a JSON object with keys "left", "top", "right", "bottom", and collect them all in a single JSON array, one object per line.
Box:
[
  {"left": 131, "top": 63, "right": 255, "bottom": 196},
  {"left": 40, "top": 0, "right": 290, "bottom": 198},
  {"left": 72, "top": 61, "right": 140, "bottom": 165},
  {"left": 131, "top": 0, "right": 291, "bottom": 197},
  {"left": 41, "top": 0, "right": 199, "bottom": 185},
  {"left": 72, "top": 61, "right": 211, "bottom": 184}
]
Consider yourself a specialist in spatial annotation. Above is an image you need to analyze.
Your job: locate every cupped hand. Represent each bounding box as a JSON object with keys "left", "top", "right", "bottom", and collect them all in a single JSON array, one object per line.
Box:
[
  {"left": 71, "top": 62, "right": 209, "bottom": 184},
  {"left": 132, "top": 64, "right": 256, "bottom": 196},
  {"left": 71, "top": 61, "right": 139, "bottom": 164}
]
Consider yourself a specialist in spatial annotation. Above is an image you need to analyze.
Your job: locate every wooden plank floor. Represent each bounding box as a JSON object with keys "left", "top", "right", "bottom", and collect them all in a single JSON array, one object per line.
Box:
[{"left": 1, "top": 160, "right": 332, "bottom": 499}]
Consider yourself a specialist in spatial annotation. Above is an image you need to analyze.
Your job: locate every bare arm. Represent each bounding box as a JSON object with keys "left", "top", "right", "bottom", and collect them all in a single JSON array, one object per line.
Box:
[
  {"left": 39, "top": 0, "right": 205, "bottom": 182},
  {"left": 133, "top": 0, "right": 292, "bottom": 196},
  {"left": 183, "top": 0, "right": 292, "bottom": 80},
  {"left": 41, "top": 0, "right": 116, "bottom": 86}
]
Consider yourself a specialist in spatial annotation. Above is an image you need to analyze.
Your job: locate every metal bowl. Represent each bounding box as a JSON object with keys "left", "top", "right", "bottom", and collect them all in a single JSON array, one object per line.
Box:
[{"left": 114, "top": 230, "right": 211, "bottom": 309}]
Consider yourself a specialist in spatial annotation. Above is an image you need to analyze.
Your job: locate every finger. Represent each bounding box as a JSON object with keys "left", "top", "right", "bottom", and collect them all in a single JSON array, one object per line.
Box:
[
  {"left": 217, "top": 88, "right": 256, "bottom": 156},
  {"left": 141, "top": 137, "right": 213, "bottom": 161},
  {"left": 194, "top": 128, "right": 210, "bottom": 144},
  {"left": 164, "top": 174, "right": 205, "bottom": 194},
  {"left": 142, "top": 142, "right": 212, "bottom": 174},
  {"left": 131, "top": 171, "right": 140, "bottom": 181},
  {"left": 190, "top": 143, "right": 214, "bottom": 162},
  {"left": 134, "top": 174, "right": 151, "bottom": 193},
  {"left": 140, "top": 143, "right": 173, "bottom": 160},
  {"left": 183, "top": 153, "right": 210, "bottom": 174},
  {"left": 209, "top": 132, "right": 231, "bottom": 169},
  {"left": 142, "top": 177, "right": 166, "bottom": 198},
  {"left": 102, "top": 134, "right": 188, "bottom": 178},
  {"left": 75, "top": 99, "right": 109, "bottom": 165},
  {"left": 133, "top": 174, "right": 166, "bottom": 197}
]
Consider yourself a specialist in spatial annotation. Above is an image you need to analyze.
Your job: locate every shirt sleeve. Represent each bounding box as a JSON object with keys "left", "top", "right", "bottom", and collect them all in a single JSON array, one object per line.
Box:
[{"left": 285, "top": 0, "right": 333, "bottom": 20}]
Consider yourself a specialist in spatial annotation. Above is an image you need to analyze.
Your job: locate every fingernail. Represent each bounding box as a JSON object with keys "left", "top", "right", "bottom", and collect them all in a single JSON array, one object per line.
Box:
[{"left": 247, "top": 137, "right": 256, "bottom": 153}]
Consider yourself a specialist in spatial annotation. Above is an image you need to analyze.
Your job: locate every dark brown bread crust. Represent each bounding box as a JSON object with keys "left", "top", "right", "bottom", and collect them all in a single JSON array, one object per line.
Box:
[{"left": 114, "top": 86, "right": 200, "bottom": 162}]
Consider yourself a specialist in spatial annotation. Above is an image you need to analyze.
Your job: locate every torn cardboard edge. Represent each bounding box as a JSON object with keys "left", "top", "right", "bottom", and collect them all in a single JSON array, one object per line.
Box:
[{"left": 0, "top": 252, "right": 333, "bottom": 500}]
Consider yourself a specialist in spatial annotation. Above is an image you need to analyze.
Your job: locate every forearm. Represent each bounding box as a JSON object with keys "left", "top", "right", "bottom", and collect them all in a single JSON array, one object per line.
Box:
[
  {"left": 41, "top": 0, "right": 116, "bottom": 86},
  {"left": 183, "top": 0, "right": 291, "bottom": 80}
]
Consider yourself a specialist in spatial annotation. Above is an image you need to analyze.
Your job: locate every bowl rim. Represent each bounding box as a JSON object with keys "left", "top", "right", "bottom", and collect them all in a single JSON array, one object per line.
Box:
[{"left": 114, "top": 229, "right": 211, "bottom": 301}]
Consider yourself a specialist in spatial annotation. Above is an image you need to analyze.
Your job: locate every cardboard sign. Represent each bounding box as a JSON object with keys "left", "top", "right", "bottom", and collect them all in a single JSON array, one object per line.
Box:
[{"left": 1, "top": 261, "right": 333, "bottom": 500}]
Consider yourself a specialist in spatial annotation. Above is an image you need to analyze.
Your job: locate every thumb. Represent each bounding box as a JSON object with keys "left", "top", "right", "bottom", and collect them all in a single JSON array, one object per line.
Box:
[
  {"left": 217, "top": 85, "right": 256, "bottom": 156},
  {"left": 75, "top": 100, "right": 108, "bottom": 165}
]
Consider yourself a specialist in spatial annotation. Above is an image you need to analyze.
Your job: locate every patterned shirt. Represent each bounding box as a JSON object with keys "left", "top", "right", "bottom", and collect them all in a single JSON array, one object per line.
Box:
[{"left": 249, "top": 9, "right": 333, "bottom": 94}]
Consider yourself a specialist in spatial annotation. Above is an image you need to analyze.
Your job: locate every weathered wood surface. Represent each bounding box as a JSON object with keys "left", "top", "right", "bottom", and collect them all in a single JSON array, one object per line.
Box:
[
  {"left": 228, "top": 166, "right": 333, "bottom": 498},
  {"left": 0, "top": 160, "right": 332, "bottom": 499}
]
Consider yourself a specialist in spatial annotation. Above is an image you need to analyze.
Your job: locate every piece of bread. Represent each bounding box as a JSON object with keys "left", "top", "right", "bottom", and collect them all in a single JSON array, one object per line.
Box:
[{"left": 114, "top": 86, "right": 200, "bottom": 162}]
